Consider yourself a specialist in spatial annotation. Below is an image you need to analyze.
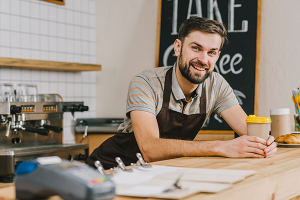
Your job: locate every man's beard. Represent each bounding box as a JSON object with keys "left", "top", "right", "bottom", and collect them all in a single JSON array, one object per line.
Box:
[{"left": 178, "top": 51, "right": 212, "bottom": 84}]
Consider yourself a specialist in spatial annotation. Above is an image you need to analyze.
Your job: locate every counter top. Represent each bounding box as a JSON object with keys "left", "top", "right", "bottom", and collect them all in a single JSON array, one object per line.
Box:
[{"left": 1, "top": 147, "right": 300, "bottom": 200}]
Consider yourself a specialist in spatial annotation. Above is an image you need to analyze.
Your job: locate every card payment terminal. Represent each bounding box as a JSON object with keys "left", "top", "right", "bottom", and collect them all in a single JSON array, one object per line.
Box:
[{"left": 15, "top": 157, "right": 115, "bottom": 200}]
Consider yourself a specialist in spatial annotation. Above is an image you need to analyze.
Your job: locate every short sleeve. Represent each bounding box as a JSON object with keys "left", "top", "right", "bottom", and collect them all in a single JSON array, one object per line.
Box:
[{"left": 126, "top": 75, "right": 156, "bottom": 118}]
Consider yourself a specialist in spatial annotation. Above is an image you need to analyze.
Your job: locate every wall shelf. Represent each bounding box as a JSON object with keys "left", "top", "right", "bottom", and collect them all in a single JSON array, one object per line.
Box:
[{"left": 0, "top": 57, "right": 101, "bottom": 71}]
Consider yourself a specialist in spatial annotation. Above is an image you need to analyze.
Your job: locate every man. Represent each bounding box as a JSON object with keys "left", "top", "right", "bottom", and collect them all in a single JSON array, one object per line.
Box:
[{"left": 87, "top": 17, "right": 277, "bottom": 169}]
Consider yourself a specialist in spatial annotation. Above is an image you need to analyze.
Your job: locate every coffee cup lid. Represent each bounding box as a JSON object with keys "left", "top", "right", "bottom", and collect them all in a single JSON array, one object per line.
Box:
[
  {"left": 246, "top": 115, "right": 271, "bottom": 123},
  {"left": 270, "top": 108, "right": 290, "bottom": 115}
]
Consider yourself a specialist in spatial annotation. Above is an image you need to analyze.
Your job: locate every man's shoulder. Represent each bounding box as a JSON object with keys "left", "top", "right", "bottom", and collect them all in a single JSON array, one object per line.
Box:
[{"left": 135, "top": 66, "right": 172, "bottom": 80}]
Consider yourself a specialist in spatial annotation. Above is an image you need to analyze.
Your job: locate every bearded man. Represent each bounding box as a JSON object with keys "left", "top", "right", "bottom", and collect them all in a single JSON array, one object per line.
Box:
[{"left": 87, "top": 17, "right": 277, "bottom": 170}]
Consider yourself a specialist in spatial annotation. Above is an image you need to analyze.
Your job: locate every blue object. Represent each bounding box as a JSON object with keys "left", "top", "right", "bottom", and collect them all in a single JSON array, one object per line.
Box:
[{"left": 16, "top": 162, "right": 38, "bottom": 175}]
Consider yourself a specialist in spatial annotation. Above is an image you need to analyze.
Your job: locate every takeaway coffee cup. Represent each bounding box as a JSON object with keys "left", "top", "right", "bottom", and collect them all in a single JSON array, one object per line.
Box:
[
  {"left": 270, "top": 108, "right": 291, "bottom": 139},
  {"left": 246, "top": 115, "right": 271, "bottom": 140}
]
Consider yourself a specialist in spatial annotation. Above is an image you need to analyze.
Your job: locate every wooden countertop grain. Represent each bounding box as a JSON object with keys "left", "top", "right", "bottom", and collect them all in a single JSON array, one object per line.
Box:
[{"left": 1, "top": 147, "right": 300, "bottom": 200}]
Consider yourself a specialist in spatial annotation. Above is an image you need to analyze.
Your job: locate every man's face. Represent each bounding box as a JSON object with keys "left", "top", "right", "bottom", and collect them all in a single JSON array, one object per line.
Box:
[{"left": 175, "top": 30, "right": 221, "bottom": 84}]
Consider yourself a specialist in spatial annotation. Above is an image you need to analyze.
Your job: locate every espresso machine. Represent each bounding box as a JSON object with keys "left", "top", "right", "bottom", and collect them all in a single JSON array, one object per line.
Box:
[{"left": 0, "top": 92, "right": 89, "bottom": 183}]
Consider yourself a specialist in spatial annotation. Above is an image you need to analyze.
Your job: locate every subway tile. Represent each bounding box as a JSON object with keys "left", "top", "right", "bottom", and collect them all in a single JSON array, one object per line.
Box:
[
  {"left": 65, "top": 0, "right": 74, "bottom": 10},
  {"left": 10, "top": 16, "right": 20, "bottom": 32},
  {"left": 0, "top": 14, "right": 10, "bottom": 30},
  {"left": 20, "top": 49, "right": 31, "bottom": 59},
  {"left": 82, "top": 27, "right": 89, "bottom": 41},
  {"left": 11, "top": 48, "right": 21, "bottom": 58},
  {"left": 20, "top": 1, "right": 30, "bottom": 17},
  {"left": 58, "top": 71, "right": 66, "bottom": 82},
  {"left": 11, "top": 68, "right": 21, "bottom": 81},
  {"left": 89, "top": 83, "right": 96, "bottom": 97},
  {"left": 57, "top": 53, "right": 66, "bottom": 62},
  {"left": 73, "top": 40, "right": 81, "bottom": 54},
  {"left": 48, "top": 6, "right": 57, "bottom": 22},
  {"left": 89, "top": 28, "right": 95, "bottom": 42},
  {"left": 66, "top": 83, "right": 74, "bottom": 97},
  {"left": 81, "top": 0, "right": 89, "bottom": 13},
  {"left": 40, "top": 20, "right": 49, "bottom": 35},
  {"left": 30, "top": 50, "right": 40, "bottom": 60},
  {"left": 57, "top": 23, "right": 66, "bottom": 38},
  {"left": 66, "top": 54, "right": 74, "bottom": 63},
  {"left": 49, "top": 70, "right": 58, "bottom": 82},
  {"left": 30, "top": 34, "right": 40, "bottom": 50},
  {"left": 21, "top": 69, "right": 31, "bottom": 82},
  {"left": 40, "top": 51, "right": 49, "bottom": 61},
  {"left": 40, "top": 35, "right": 49, "bottom": 51},
  {"left": 21, "top": 33, "right": 30, "bottom": 49},
  {"left": 89, "top": 1, "right": 95, "bottom": 15},
  {"left": 40, "top": 70, "right": 50, "bottom": 82},
  {"left": 49, "top": 37, "right": 57, "bottom": 52},
  {"left": 66, "top": 10, "right": 73, "bottom": 25},
  {"left": 0, "top": 0, "right": 10, "bottom": 14},
  {"left": 74, "top": 72, "right": 82, "bottom": 83},
  {"left": 11, "top": 32, "right": 21, "bottom": 48},
  {"left": 81, "top": 72, "right": 89, "bottom": 83},
  {"left": 73, "top": 26, "right": 81, "bottom": 40},
  {"left": 40, "top": 82, "right": 50, "bottom": 94},
  {"left": 73, "top": 83, "right": 82, "bottom": 97},
  {"left": 89, "top": 72, "right": 96, "bottom": 84},
  {"left": 10, "top": 0, "right": 21, "bottom": 15},
  {"left": 73, "top": 12, "right": 81, "bottom": 26},
  {"left": 0, "top": 68, "right": 11, "bottom": 80},
  {"left": 66, "top": 71, "right": 74, "bottom": 83},
  {"left": 0, "top": 30, "right": 11, "bottom": 47},
  {"left": 49, "top": 52, "right": 58, "bottom": 62},
  {"left": 49, "top": 82, "right": 58, "bottom": 94},
  {"left": 30, "top": 19, "right": 40, "bottom": 34},
  {"left": 82, "top": 83, "right": 89, "bottom": 96},
  {"left": 82, "top": 41, "right": 89, "bottom": 55},
  {"left": 58, "top": 83, "right": 66, "bottom": 98},
  {"left": 40, "top": 4, "right": 48, "bottom": 20},
  {"left": 73, "top": 0, "right": 81, "bottom": 12},
  {"left": 57, "top": 8, "right": 65, "bottom": 23},
  {"left": 21, "top": 17, "right": 30, "bottom": 33},
  {"left": 89, "top": 111, "right": 96, "bottom": 118},
  {"left": 31, "top": 70, "right": 40, "bottom": 82},
  {"left": 30, "top": 2, "right": 39, "bottom": 18},
  {"left": 82, "top": 55, "right": 89, "bottom": 64},
  {"left": 89, "top": 42, "right": 95, "bottom": 56},
  {"left": 66, "top": 39, "right": 74, "bottom": 54},
  {"left": 64, "top": 113, "right": 72, "bottom": 126},
  {"left": 66, "top": 24, "right": 74, "bottom": 39},
  {"left": 57, "top": 38, "right": 66, "bottom": 53},
  {"left": 73, "top": 54, "right": 81, "bottom": 63},
  {"left": 89, "top": 56, "right": 96, "bottom": 64},
  {"left": 49, "top": 21, "right": 57, "bottom": 37},
  {"left": 82, "top": 13, "right": 89, "bottom": 27},
  {"left": 81, "top": 111, "right": 90, "bottom": 118},
  {"left": 89, "top": 14, "right": 95, "bottom": 28},
  {"left": 89, "top": 97, "right": 96, "bottom": 111}
]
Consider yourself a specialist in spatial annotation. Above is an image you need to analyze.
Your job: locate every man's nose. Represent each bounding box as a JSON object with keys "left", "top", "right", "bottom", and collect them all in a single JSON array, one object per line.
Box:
[{"left": 196, "top": 52, "right": 209, "bottom": 65}]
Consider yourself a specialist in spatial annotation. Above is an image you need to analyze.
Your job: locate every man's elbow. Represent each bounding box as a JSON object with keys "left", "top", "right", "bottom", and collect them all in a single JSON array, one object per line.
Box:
[{"left": 139, "top": 143, "right": 156, "bottom": 163}]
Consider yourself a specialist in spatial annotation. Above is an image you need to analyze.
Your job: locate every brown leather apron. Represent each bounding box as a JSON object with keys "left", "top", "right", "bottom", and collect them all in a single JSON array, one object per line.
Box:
[{"left": 87, "top": 67, "right": 207, "bottom": 169}]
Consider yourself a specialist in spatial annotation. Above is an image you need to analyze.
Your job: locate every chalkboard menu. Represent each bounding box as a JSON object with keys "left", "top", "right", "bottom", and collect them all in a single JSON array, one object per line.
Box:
[{"left": 156, "top": 0, "right": 261, "bottom": 131}]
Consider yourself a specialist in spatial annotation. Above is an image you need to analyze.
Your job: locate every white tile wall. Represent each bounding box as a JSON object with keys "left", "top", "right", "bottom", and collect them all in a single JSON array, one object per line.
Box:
[{"left": 0, "top": 0, "right": 97, "bottom": 144}]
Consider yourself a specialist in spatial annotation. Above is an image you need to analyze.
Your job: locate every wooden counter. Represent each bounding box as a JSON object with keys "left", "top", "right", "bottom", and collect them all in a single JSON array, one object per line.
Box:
[{"left": 1, "top": 147, "right": 300, "bottom": 200}]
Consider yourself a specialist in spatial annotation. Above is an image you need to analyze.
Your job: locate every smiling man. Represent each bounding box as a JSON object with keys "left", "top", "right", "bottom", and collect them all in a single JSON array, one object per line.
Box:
[{"left": 87, "top": 17, "right": 277, "bottom": 169}]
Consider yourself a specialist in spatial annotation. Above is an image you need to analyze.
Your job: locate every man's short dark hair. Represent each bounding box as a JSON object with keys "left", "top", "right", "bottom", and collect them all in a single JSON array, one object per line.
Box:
[{"left": 178, "top": 17, "right": 228, "bottom": 50}]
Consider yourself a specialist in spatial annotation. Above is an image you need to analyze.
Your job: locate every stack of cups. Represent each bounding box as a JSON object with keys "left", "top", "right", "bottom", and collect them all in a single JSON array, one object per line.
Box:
[{"left": 270, "top": 108, "right": 291, "bottom": 139}]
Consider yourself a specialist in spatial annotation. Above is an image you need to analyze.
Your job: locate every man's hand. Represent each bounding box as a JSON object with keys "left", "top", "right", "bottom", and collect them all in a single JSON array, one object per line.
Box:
[
  {"left": 264, "top": 135, "right": 277, "bottom": 158},
  {"left": 218, "top": 135, "right": 268, "bottom": 158}
]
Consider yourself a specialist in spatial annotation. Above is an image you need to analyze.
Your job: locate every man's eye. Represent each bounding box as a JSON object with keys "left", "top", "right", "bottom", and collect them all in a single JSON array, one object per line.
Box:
[
  {"left": 192, "top": 46, "right": 199, "bottom": 51},
  {"left": 208, "top": 51, "right": 216, "bottom": 55}
]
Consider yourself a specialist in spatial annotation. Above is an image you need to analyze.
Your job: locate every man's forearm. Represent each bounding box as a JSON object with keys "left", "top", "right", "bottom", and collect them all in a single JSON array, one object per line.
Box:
[{"left": 138, "top": 137, "right": 223, "bottom": 162}]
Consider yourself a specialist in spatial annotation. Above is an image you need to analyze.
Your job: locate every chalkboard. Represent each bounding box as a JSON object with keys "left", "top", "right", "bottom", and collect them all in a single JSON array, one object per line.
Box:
[{"left": 156, "top": 0, "right": 261, "bottom": 132}]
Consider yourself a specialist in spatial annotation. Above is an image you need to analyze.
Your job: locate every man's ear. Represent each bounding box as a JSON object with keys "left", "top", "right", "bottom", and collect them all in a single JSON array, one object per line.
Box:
[{"left": 173, "top": 39, "right": 182, "bottom": 57}]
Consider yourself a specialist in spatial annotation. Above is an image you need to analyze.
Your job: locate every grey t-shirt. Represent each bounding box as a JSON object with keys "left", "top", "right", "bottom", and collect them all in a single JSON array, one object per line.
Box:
[{"left": 118, "top": 65, "right": 239, "bottom": 133}]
